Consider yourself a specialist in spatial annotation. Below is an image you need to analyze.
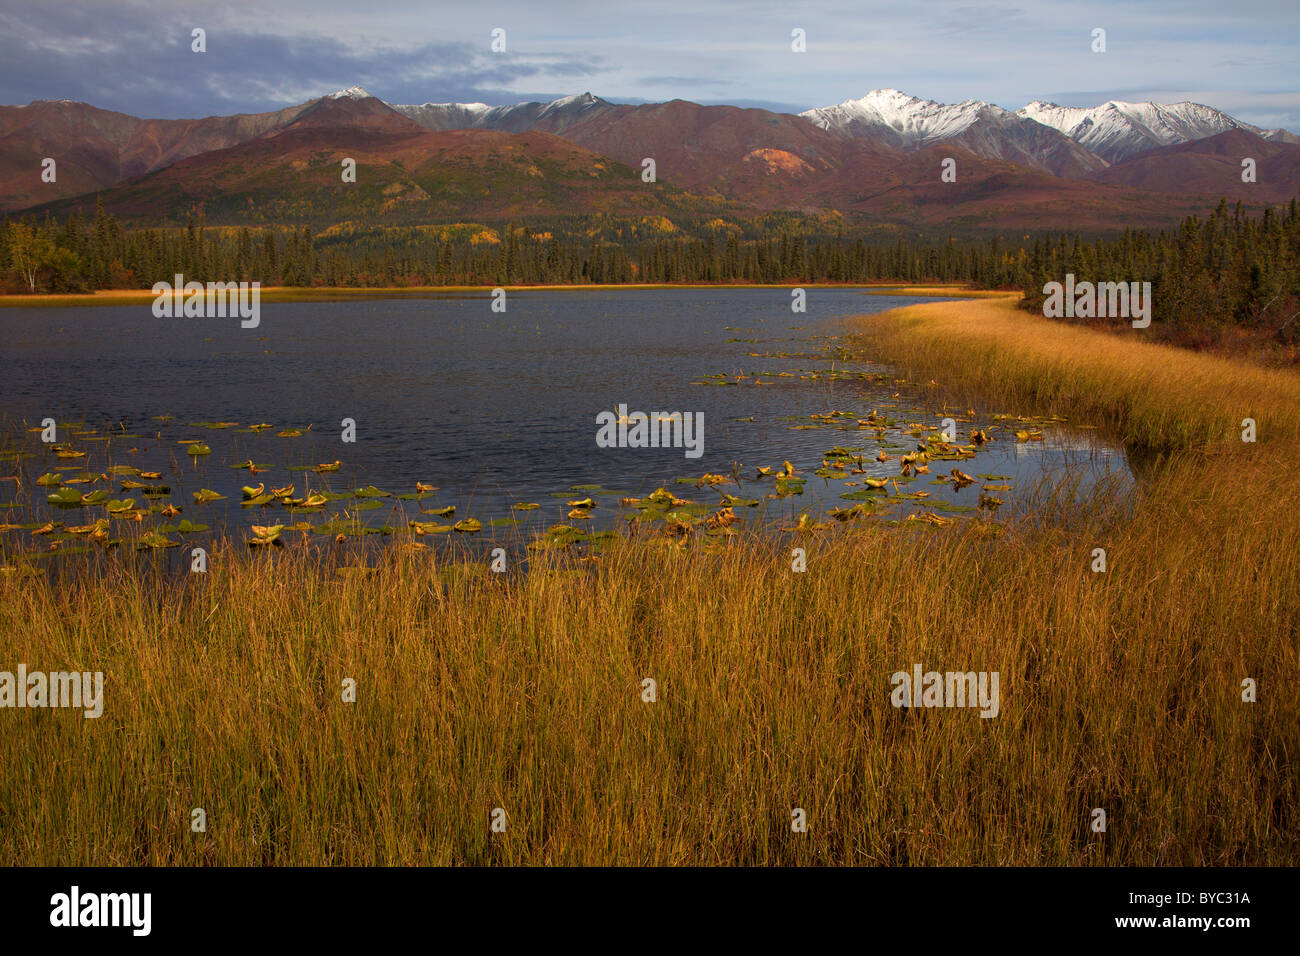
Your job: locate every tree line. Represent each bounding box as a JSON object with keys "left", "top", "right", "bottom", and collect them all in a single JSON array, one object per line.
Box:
[
  {"left": 1, "top": 202, "right": 1020, "bottom": 292},
  {"left": 5, "top": 197, "right": 1298, "bottom": 348},
  {"left": 1018, "top": 199, "right": 1300, "bottom": 348}
]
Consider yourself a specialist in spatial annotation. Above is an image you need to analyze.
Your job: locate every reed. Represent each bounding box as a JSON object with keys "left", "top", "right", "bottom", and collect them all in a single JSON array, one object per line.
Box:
[{"left": 861, "top": 294, "right": 1300, "bottom": 451}]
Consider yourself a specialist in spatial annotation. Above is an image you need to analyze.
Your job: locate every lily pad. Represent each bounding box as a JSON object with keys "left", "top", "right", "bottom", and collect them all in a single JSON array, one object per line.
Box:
[
  {"left": 67, "top": 518, "right": 109, "bottom": 535},
  {"left": 531, "top": 524, "right": 589, "bottom": 549},
  {"left": 313, "top": 518, "right": 368, "bottom": 537},
  {"left": 410, "top": 521, "right": 452, "bottom": 534},
  {"left": 248, "top": 524, "right": 285, "bottom": 545},
  {"left": 158, "top": 519, "right": 209, "bottom": 533},
  {"left": 772, "top": 477, "right": 806, "bottom": 497},
  {"left": 839, "top": 487, "right": 888, "bottom": 500}
]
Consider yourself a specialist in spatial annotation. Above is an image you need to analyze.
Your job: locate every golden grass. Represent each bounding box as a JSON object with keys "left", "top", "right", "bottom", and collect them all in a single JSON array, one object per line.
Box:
[
  {"left": 861, "top": 295, "right": 1300, "bottom": 451},
  {"left": 1, "top": 295, "right": 1297, "bottom": 866},
  {"left": 863, "top": 286, "right": 1015, "bottom": 298}
]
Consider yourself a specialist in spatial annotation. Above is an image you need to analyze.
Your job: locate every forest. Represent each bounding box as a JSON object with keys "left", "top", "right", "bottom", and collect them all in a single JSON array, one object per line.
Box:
[{"left": 4, "top": 197, "right": 1299, "bottom": 351}]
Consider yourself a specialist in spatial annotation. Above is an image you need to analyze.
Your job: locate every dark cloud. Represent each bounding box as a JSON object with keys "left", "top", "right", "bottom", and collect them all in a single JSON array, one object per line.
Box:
[{"left": 0, "top": 2, "right": 609, "bottom": 116}]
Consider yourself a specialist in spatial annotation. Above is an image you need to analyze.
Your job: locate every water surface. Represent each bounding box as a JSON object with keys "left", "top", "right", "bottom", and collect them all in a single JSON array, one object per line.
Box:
[{"left": 0, "top": 289, "right": 1131, "bottom": 552}]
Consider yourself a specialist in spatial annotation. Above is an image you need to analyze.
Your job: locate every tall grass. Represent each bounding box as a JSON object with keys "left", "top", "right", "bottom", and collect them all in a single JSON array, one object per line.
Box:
[
  {"left": 863, "top": 294, "right": 1300, "bottom": 452},
  {"left": 1, "top": 296, "right": 1297, "bottom": 865}
]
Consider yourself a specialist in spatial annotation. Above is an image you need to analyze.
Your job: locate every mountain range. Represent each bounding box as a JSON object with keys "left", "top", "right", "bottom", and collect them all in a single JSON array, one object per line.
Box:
[{"left": 3, "top": 86, "right": 1297, "bottom": 234}]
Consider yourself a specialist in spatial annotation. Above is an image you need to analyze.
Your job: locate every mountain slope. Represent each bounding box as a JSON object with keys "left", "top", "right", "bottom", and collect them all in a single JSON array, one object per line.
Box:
[
  {"left": 535, "top": 99, "right": 909, "bottom": 208},
  {"left": 401, "top": 94, "right": 911, "bottom": 210},
  {"left": 0, "top": 98, "right": 320, "bottom": 211},
  {"left": 1086, "top": 129, "right": 1300, "bottom": 202},
  {"left": 28, "top": 99, "right": 734, "bottom": 226}
]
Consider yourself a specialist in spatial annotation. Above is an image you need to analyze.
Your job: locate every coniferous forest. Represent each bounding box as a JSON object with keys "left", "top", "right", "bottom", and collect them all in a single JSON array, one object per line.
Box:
[{"left": 5, "top": 197, "right": 1299, "bottom": 351}]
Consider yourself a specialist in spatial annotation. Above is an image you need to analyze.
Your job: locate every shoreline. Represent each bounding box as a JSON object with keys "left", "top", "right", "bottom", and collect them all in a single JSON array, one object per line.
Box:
[{"left": 0, "top": 282, "right": 977, "bottom": 308}]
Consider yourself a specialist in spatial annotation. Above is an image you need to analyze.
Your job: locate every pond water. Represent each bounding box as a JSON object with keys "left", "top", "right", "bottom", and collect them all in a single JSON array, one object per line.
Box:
[{"left": 0, "top": 288, "right": 1131, "bottom": 556}]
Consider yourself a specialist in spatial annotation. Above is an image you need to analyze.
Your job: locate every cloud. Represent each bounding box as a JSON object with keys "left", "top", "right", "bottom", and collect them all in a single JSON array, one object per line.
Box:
[
  {"left": 0, "top": 1, "right": 612, "bottom": 117},
  {"left": 0, "top": 0, "right": 1293, "bottom": 132},
  {"left": 637, "top": 77, "right": 729, "bottom": 88}
]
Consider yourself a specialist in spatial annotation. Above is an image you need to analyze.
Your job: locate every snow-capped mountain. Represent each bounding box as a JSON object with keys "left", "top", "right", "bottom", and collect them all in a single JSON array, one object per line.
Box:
[
  {"left": 799, "top": 89, "right": 1107, "bottom": 176},
  {"left": 800, "top": 89, "right": 1298, "bottom": 173},
  {"left": 801, "top": 89, "right": 991, "bottom": 147},
  {"left": 390, "top": 92, "right": 615, "bottom": 134},
  {"left": 326, "top": 86, "right": 375, "bottom": 100},
  {"left": 1017, "top": 99, "right": 1300, "bottom": 163},
  {"left": 389, "top": 100, "right": 493, "bottom": 131}
]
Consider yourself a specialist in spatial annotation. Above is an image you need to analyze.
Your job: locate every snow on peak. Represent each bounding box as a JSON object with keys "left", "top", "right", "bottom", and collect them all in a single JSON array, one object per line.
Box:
[
  {"left": 802, "top": 88, "right": 1287, "bottom": 163},
  {"left": 537, "top": 91, "right": 606, "bottom": 116},
  {"left": 1015, "top": 98, "right": 1263, "bottom": 161},
  {"left": 327, "top": 86, "right": 374, "bottom": 100},
  {"left": 387, "top": 92, "right": 612, "bottom": 132},
  {"left": 547, "top": 92, "right": 600, "bottom": 107},
  {"left": 800, "top": 89, "right": 1008, "bottom": 147},
  {"left": 391, "top": 101, "right": 492, "bottom": 112}
]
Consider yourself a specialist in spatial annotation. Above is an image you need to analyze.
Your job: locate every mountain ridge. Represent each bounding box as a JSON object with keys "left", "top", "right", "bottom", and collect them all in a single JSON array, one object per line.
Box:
[{"left": 3, "top": 86, "right": 1296, "bottom": 233}]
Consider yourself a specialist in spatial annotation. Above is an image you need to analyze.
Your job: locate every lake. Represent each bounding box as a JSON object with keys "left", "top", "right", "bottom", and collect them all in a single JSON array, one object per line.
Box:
[{"left": 0, "top": 288, "right": 1131, "bottom": 556}]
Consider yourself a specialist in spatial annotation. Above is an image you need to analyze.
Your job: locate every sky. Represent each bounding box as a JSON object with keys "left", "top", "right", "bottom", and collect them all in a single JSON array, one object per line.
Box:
[{"left": 1, "top": 0, "right": 1297, "bottom": 131}]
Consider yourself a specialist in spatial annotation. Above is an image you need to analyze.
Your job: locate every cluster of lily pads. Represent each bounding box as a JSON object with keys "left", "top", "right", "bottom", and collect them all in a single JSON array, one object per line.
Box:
[
  {"left": 663, "top": 330, "right": 1086, "bottom": 535},
  {"left": 0, "top": 394, "right": 1061, "bottom": 562}
]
